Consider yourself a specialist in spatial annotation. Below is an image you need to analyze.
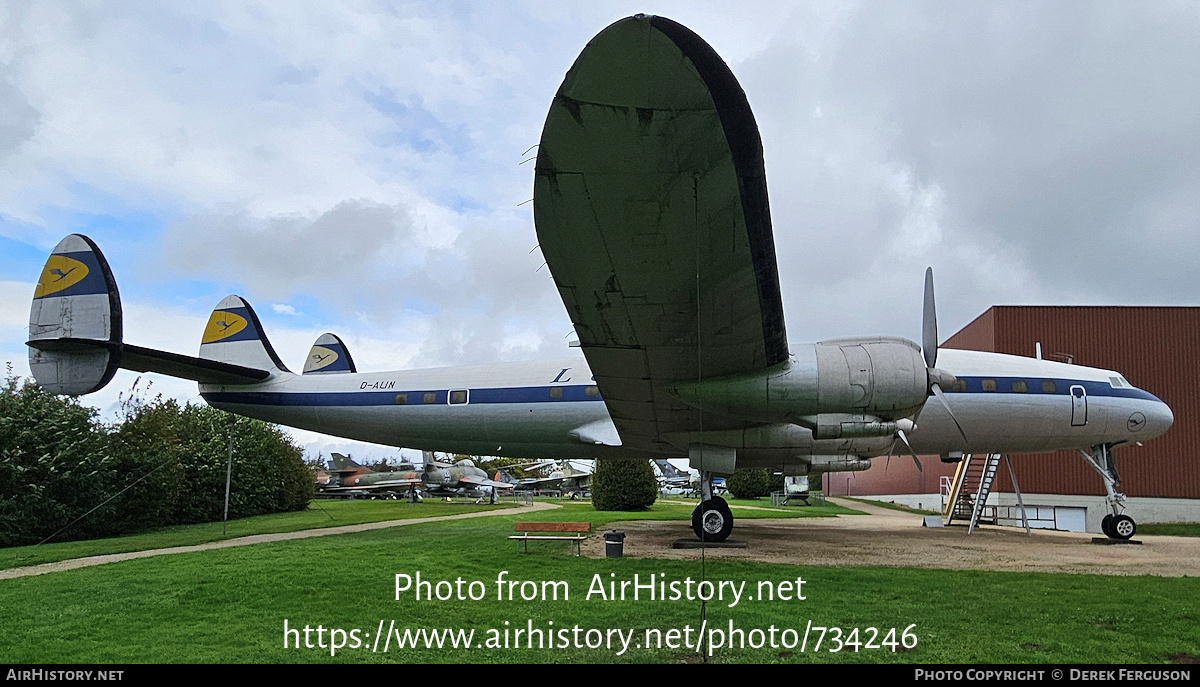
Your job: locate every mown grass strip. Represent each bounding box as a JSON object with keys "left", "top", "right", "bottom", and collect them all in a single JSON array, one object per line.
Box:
[
  {"left": 2, "top": 504, "right": 1197, "bottom": 664},
  {"left": 0, "top": 500, "right": 514, "bottom": 571}
]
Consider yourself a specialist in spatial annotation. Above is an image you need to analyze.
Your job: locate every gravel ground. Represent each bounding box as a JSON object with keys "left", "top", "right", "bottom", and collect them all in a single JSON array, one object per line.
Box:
[{"left": 582, "top": 498, "right": 1200, "bottom": 577}]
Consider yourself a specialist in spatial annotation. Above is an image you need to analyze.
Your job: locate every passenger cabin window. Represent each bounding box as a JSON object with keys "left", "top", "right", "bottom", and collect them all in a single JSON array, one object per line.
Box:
[
  {"left": 394, "top": 392, "right": 408, "bottom": 405},
  {"left": 449, "top": 390, "right": 467, "bottom": 404},
  {"left": 585, "top": 385, "right": 600, "bottom": 398},
  {"left": 982, "top": 379, "right": 997, "bottom": 392},
  {"left": 549, "top": 386, "right": 563, "bottom": 399},
  {"left": 423, "top": 391, "right": 437, "bottom": 404},
  {"left": 1012, "top": 380, "right": 1027, "bottom": 393},
  {"left": 1042, "top": 380, "right": 1057, "bottom": 393},
  {"left": 951, "top": 379, "right": 967, "bottom": 393}
]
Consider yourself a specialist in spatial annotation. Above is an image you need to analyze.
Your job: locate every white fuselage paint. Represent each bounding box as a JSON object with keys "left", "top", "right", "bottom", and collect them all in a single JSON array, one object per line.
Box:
[{"left": 200, "top": 348, "right": 1173, "bottom": 470}]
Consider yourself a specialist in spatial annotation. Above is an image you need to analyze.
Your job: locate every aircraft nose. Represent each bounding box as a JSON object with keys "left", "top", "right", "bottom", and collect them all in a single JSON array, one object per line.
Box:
[{"left": 1141, "top": 394, "right": 1174, "bottom": 439}]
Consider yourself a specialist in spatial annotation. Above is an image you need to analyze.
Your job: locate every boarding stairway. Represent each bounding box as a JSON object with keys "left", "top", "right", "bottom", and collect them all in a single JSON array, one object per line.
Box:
[{"left": 941, "top": 453, "right": 1003, "bottom": 533}]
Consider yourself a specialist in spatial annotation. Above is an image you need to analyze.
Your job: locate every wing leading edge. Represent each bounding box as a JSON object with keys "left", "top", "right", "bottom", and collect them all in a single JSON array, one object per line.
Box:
[{"left": 533, "top": 15, "right": 787, "bottom": 453}]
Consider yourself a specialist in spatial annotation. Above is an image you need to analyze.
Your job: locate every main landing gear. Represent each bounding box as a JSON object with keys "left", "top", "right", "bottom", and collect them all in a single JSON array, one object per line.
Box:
[
  {"left": 1081, "top": 445, "right": 1136, "bottom": 540},
  {"left": 690, "top": 472, "right": 734, "bottom": 542}
]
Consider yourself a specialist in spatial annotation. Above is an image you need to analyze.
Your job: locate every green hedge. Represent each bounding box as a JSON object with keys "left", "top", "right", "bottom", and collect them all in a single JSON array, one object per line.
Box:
[{"left": 0, "top": 374, "right": 313, "bottom": 547}]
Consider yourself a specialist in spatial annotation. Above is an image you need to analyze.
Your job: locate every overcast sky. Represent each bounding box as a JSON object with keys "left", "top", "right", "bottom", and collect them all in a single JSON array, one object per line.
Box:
[{"left": 2, "top": 1, "right": 1197, "bottom": 461}]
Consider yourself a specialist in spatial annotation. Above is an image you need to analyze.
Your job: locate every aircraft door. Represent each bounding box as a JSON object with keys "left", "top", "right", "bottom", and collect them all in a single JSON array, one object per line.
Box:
[{"left": 1070, "top": 385, "right": 1087, "bottom": 426}]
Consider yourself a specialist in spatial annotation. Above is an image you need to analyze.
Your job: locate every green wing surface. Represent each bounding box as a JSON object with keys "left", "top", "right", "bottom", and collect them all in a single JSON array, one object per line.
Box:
[{"left": 533, "top": 15, "right": 787, "bottom": 453}]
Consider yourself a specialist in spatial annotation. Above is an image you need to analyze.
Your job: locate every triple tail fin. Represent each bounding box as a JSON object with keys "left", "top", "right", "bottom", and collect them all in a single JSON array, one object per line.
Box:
[
  {"left": 27, "top": 235, "right": 122, "bottom": 394},
  {"left": 302, "top": 333, "right": 356, "bottom": 374},
  {"left": 27, "top": 234, "right": 277, "bottom": 395},
  {"left": 199, "top": 295, "right": 290, "bottom": 374}
]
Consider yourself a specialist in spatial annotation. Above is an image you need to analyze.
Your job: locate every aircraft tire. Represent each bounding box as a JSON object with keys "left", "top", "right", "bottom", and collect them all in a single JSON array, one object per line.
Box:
[
  {"left": 1101, "top": 514, "right": 1114, "bottom": 538},
  {"left": 691, "top": 497, "right": 734, "bottom": 542},
  {"left": 1111, "top": 514, "right": 1136, "bottom": 540}
]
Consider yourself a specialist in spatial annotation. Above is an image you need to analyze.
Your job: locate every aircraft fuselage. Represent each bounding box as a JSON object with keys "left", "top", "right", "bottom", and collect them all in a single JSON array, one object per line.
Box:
[{"left": 200, "top": 345, "right": 1173, "bottom": 473}]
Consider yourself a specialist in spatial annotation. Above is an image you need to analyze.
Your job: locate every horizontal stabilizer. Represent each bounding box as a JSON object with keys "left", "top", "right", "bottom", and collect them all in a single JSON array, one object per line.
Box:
[
  {"left": 303, "top": 332, "right": 357, "bottom": 374},
  {"left": 27, "top": 338, "right": 270, "bottom": 385},
  {"left": 120, "top": 344, "right": 270, "bottom": 384}
]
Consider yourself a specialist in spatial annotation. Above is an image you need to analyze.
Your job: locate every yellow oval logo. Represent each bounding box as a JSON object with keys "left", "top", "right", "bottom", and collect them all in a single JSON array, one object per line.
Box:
[
  {"left": 202, "top": 311, "right": 249, "bottom": 343},
  {"left": 34, "top": 255, "right": 90, "bottom": 299},
  {"left": 306, "top": 345, "right": 339, "bottom": 371}
]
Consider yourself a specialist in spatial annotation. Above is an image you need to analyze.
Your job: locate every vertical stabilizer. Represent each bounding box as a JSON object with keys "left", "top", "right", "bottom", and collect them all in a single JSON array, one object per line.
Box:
[
  {"left": 329, "top": 453, "right": 363, "bottom": 471},
  {"left": 303, "top": 333, "right": 357, "bottom": 374},
  {"left": 198, "top": 295, "right": 290, "bottom": 374},
  {"left": 27, "top": 234, "right": 123, "bottom": 394}
]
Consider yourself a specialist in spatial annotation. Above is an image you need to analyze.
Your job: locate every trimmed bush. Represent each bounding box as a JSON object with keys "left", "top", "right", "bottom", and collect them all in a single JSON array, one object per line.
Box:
[
  {"left": 725, "top": 468, "right": 772, "bottom": 500},
  {"left": 591, "top": 459, "right": 657, "bottom": 511}
]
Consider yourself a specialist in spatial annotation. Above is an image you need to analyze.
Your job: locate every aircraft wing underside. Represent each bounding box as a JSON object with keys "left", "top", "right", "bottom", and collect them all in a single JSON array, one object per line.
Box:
[{"left": 534, "top": 16, "right": 787, "bottom": 454}]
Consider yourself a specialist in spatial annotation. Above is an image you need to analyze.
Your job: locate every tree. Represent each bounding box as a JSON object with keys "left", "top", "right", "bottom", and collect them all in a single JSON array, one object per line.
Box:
[
  {"left": 591, "top": 459, "right": 657, "bottom": 511},
  {"left": 725, "top": 468, "right": 772, "bottom": 500},
  {"left": 0, "top": 370, "right": 314, "bottom": 547}
]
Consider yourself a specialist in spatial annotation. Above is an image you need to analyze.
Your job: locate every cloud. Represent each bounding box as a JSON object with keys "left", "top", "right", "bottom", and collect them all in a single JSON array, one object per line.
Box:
[{"left": 3, "top": 2, "right": 1199, "bottom": 459}]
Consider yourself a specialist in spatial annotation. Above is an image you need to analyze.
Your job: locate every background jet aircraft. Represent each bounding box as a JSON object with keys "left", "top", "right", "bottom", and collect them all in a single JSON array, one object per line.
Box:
[
  {"left": 654, "top": 459, "right": 693, "bottom": 490},
  {"left": 320, "top": 452, "right": 511, "bottom": 498},
  {"left": 25, "top": 16, "right": 1173, "bottom": 543},
  {"left": 510, "top": 459, "right": 593, "bottom": 496}
]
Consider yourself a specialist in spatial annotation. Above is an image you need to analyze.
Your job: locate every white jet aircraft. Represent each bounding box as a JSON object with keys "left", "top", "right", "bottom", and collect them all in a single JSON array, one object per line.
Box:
[{"left": 26, "top": 15, "right": 1172, "bottom": 542}]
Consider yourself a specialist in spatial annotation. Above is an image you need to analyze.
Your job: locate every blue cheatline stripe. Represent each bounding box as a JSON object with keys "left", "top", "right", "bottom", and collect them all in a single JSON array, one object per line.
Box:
[
  {"left": 201, "top": 376, "right": 1162, "bottom": 408},
  {"left": 202, "top": 384, "right": 605, "bottom": 407},
  {"left": 948, "top": 376, "right": 1161, "bottom": 402}
]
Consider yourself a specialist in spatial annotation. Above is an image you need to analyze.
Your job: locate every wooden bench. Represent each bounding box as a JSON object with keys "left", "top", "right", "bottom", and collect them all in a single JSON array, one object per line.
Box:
[{"left": 510, "top": 522, "right": 592, "bottom": 556}]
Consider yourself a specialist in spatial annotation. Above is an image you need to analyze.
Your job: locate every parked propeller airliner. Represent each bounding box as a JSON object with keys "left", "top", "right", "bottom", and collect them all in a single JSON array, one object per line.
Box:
[{"left": 26, "top": 15, "right": 1172, "bottom": 542}]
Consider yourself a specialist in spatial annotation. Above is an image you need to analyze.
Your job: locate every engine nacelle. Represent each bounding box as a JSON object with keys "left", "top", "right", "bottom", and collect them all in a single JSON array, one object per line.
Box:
[{"left": 668, "top": 336, "right": 930, "bottom": 424}]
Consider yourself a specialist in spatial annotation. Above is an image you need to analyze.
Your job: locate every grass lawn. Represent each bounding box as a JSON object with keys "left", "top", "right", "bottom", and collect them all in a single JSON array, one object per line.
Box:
[
  {"left": 1139, "top": 523, "right": 1200, "bottom": 537},
  {"left": 0, "top": 499, "right": 514, "bottom": 571},
  {"left": 1, "top": 502, "right": 1197, "bottom": 664}
]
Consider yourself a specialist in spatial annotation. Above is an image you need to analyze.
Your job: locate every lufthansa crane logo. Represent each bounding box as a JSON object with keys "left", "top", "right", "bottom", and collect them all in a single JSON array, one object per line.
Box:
[
  {"left": 1127, "top": 412, "right": 1147, "bottom": 432},
  {"left": 201, "top": 310, "right": 249, "bottom": 343},
  {"left": 34, "top": 255, "right": 90, "bottom": 298}
]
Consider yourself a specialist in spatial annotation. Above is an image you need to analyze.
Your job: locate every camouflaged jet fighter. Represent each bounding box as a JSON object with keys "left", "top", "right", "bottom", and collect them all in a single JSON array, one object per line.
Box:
[
  {"left": 319, "top": 452, "right": 511, "bottom": 499},
  {"left": 26, "top": 15, "right": 1173, "bottom": 543}
]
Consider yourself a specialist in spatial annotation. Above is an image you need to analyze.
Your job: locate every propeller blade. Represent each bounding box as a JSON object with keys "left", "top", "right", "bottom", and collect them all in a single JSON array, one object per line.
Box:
[
  {"left": 931, "top": 383, "right": 969, "bottom": 443},
  {"left": 896, "top": 428, "right": 923, "bottom": 473},
  {"left": 922, "top": 267, "right": 938, "bottom": 370}
]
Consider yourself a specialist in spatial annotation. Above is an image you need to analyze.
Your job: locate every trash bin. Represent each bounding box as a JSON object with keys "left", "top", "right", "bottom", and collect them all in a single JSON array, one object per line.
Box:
[{"left": 604, "top": 530, "right": 626, "bottom": 558}]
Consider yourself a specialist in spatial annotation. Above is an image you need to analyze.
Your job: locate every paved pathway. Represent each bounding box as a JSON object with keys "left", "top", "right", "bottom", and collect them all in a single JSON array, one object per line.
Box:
[{"left": 0, "top": 501, "right": 560, "bottom": 581}]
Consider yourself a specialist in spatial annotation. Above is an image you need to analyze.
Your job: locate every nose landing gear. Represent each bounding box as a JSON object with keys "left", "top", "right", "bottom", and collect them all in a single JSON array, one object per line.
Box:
[{"left": 1081, "top": 445, "right": 1136, "bottom": 540}]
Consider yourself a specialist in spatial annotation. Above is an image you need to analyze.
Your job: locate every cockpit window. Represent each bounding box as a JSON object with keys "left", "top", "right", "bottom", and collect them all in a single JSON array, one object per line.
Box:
[{"left": 1109, "top": 376, "right": 1127, "bottom": 388}]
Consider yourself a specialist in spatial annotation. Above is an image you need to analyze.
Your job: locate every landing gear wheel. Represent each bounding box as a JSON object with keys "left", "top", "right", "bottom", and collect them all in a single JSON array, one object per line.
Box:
[
  {"left": 1101, "top": 514, "right": 1114, "bottom": 537},
  {"left": 691, "top": 498, "right": 734, "bottom": 542},
  {"left": 1110, "top": 514, "right": 1136, "bottom": 540}
]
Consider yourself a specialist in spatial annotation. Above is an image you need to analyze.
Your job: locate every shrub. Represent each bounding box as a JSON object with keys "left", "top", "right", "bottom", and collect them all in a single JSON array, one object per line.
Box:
[
  {"left": 725, "top": 468, "right": 772, "bottom": 500},
  {"left": 591, "top": 459, "right": 657, "bottom": 511}
]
